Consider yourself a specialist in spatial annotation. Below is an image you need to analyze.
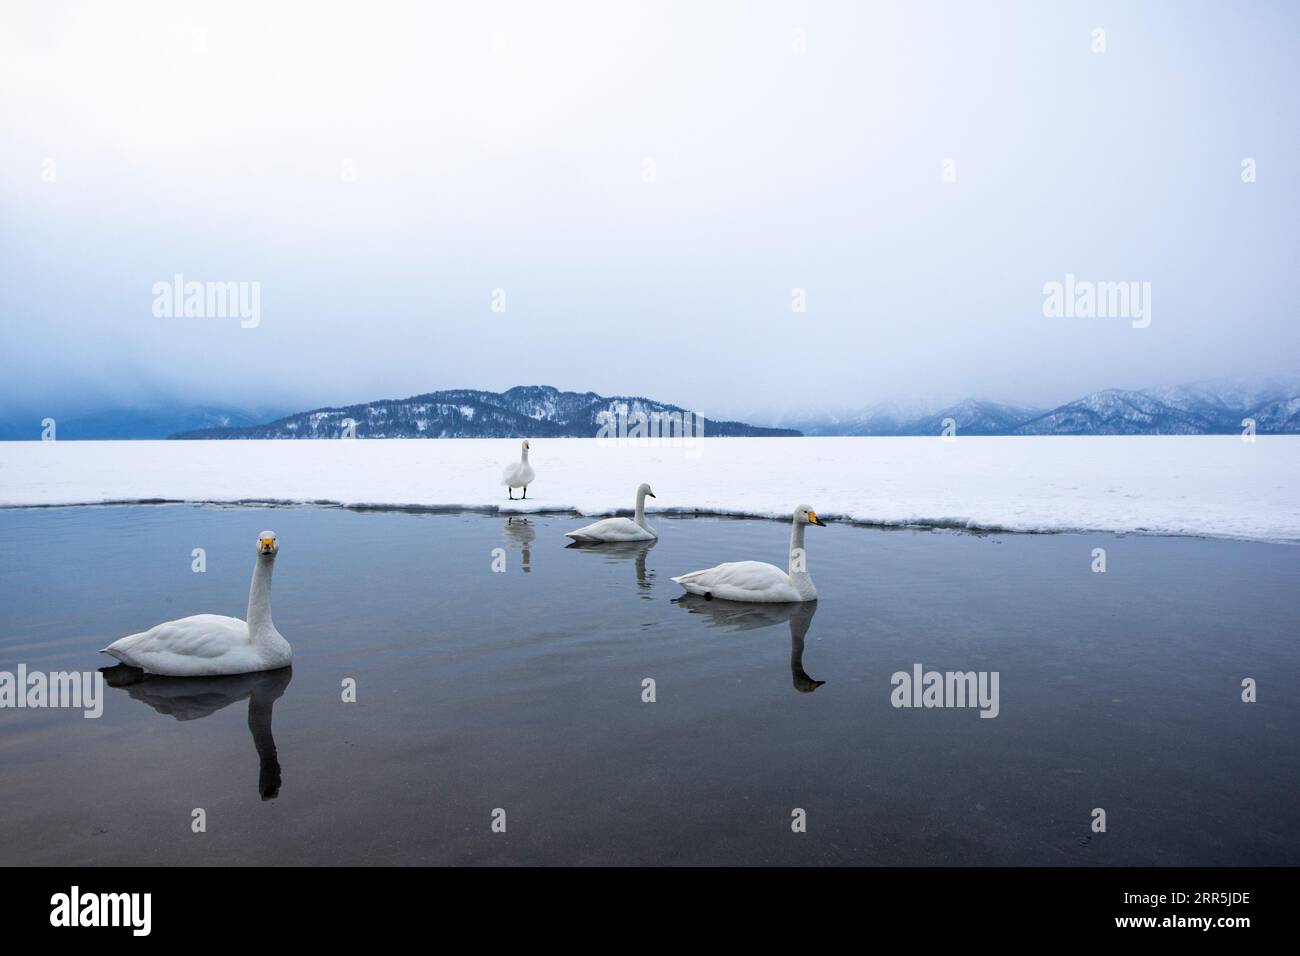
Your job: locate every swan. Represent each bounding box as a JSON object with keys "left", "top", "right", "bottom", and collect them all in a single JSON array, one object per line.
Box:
[
  {"left": 671, "top": 505, "right": 827, "bottom": 603},
  {"left": 565, "top": 483, "right": 657, "bottom": 542},
  {"left": 502, "top": 439, "right": 535, "bottom": 499},
  {"left": 101, "top": 531, "right": 292, "bottom": 677}
]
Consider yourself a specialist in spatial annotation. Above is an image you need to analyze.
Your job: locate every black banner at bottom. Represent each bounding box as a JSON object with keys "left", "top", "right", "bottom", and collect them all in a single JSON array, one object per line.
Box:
[{"left": 8, "top": 866, "right": 1285, "bottom": 941}]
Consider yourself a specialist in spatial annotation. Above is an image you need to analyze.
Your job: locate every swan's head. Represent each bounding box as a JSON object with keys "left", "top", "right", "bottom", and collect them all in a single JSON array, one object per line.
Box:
[
  {"left": 638, "top": 482, "right": 656, "bottom": 499},
  {"left": 795, "top": 506, "right": 827, "bottom": 527},
  {"left": 522, "top": 439, "right": 530, "bottom": 450},
  {"left": 257, "top": 530, "right": 279, "bottom": 557}
]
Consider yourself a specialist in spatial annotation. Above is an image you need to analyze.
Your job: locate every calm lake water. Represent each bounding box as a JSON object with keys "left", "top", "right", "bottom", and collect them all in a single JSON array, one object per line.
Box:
[{"left": 1, "top": 505, "right": 1297, "bottom": 866}]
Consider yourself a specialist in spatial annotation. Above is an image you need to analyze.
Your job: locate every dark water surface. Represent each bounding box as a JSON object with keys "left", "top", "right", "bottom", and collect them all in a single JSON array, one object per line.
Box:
[{"left": 0, "top": 505, "right": 1296, "bottom": 865}]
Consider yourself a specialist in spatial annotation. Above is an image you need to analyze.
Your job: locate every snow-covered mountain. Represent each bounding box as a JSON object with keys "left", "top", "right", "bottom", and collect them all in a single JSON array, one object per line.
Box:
[
  {"left": 786, "top": 377, "right": 1300, "bottom": 436},
  {"left": 1142, "top": 376, "right": 1300, "bottom": 416},
  {"left": 13, "top": 376, "right": 1298, "bottom": 440},
  {"left": 170, "top": 385, "right": 800, "bottom": 439},
  {"left": 786, "top": 399, "right": 1046, "bottom": 436},
  {"left": 781, "top": 401, "right": 930, "bottom": 437},
  {"left": 1015, "top": 377, "right": 1300, "bottom": 435},
  {"left": 1249, "top": 395, "right": 1300, "bottom": 433},
  {"left": 1014, "top": 389, "right": 1216, "bottom": 435},
  {"left": 912, "top": 400, "right": 1049, "bottom": 436}
]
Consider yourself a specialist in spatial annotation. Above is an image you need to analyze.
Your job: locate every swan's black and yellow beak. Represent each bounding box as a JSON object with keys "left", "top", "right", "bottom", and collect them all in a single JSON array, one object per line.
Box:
[
  {"left": 647, "top": 491, "right": 656, "bottom": 498},
  {"left": 259, "top": 536, "right": 277, "bottom": 555},
  {"left": 808, "top": 511, "right": 827, "bottom": 527}
]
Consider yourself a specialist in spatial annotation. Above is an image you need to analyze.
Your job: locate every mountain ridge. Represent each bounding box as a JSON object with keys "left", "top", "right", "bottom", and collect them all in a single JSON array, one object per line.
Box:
[
  {"left": 4, "top": 377, "right": 1296, "bottom": 440},
  {"left": 783, "top": 377, "right": 1300, "bottom": 436},
  {"left": 170, "top": 385, "right": 800, "bottom": 439}
]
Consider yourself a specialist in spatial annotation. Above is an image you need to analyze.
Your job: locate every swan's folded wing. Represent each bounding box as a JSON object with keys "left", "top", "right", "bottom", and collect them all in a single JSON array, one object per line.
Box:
[
  {"left": 104, "top": 614, "right": 249, "bottom": 664},
  {"left": 565, "top": 517, "right": 649, "bottom": 541},
  {"left": 502, "top": 463, "right": 534, "bottom": 484},
  {"left": 671, "top": 561, "right": 794, "bottom": 601}
]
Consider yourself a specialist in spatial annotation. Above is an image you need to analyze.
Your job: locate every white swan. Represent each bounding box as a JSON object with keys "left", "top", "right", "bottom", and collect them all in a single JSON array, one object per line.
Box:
[
  {"left": 101, "top": 531, "right": 292, "bottom": 677},
  {"left": 672, "top": 505, "right": 827, "bottom": 603},
  {"left": 565, "top": 483, "right": 658, "bottom": 542},
  {"left": 502, "top": 439, "right": 535, "bottom": 499}
]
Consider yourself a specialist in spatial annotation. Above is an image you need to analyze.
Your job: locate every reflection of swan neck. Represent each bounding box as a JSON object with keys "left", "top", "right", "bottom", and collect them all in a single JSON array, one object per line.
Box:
[
  {"left": 789, "top": 630, "right": 821, "bottom": 692},
  {"left": 788, "top": 605, "right": 823, "bottom": 692},
  {"left": 790, "top": 629, "right": 807, "bottom": 673},
  {"left": 788, "top": 518, "right": 807, "bottom": 576},
  {"left": 247, "top": 556, "right": 275, "bottom": 642},
  {"left": 247, "top": 686, "right": 282, "bottom": 800}
]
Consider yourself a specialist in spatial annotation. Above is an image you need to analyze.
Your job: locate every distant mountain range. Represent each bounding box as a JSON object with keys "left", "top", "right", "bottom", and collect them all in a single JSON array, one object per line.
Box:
[
  {"left": 781, "top": 377, "right": 1300, "bottom": 436},
  {"left": 3, "top": 377, "right": 1296, "bottom": 440},
  {"left": 170, "top": 386, "right": 799, "bottom": 439},
  {"left": 784, "top": 398, "right": 1047, "bottom": 437}
]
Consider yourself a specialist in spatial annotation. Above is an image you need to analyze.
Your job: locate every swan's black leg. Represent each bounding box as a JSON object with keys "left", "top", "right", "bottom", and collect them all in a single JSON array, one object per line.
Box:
[
  {"left": 522, "top": 486, "right": 528, "bottom": 499},
  {"left": 508, "top": 488, "right": 515, "bottom": 500}
]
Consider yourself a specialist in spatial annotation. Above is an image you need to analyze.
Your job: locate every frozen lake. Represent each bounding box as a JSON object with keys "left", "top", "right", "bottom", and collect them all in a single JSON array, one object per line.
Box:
[
  {"left": 1, "top": 504, "right": 1297, "bottom": 865},
  {"left": 3, "top": 435, "right": 1298, "bottom": 541}
]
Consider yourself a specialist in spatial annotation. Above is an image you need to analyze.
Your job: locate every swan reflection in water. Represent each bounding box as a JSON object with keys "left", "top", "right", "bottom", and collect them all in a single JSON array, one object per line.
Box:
[
  {"left": 99, "top": 664, "right": 292, "bottom": 800},
  {"left": 673, "top": 597, "right": 824, "bottom": 692},
  {"left": 503, "top": 516, "right": 536, "bottom": 573},
  {"left": 565, "top": 538, "right": 656, "bottom": 596}
]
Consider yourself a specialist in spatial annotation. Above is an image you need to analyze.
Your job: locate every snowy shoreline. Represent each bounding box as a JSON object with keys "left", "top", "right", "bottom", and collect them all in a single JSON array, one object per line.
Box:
[{"left": 1, "top": 436, "right": 1297, "bottom": 543}]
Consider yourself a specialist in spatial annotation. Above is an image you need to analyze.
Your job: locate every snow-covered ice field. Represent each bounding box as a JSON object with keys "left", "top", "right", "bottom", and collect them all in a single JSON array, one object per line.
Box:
[{"left": 1, "top": 436, "right": 1296, "bottom": 543}]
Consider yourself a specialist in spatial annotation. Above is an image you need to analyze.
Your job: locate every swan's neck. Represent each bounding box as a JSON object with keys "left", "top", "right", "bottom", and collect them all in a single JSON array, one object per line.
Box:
[
  {"left": 520, "top": 445, "right": 530, "bottom": 464},
  {"left": 788, "top": 520, "right": 807, "bottom": 576},
  {"left": 634, "top": 489, "right": 648, "bottom": 528},
  {"left": 247, "top": 556, "right": 276, "bottom": 640}
]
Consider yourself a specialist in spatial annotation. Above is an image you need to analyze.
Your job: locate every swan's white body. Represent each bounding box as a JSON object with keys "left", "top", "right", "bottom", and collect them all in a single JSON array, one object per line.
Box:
[
  {"left": 672, "top": 506, "right": 826, "bottom": 603},
  {"left": 502, "top": 440, "right": 535, "bottom": 498},
  {"left": 102, "top": 532, "right": 291, "bottom": 677},
  {"left": 566, "top": 483, "right": 657, "bottom": 542}
]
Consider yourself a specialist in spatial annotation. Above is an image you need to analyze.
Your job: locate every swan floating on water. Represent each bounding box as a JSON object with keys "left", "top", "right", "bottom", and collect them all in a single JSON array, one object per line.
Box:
[
  {"left": 565, "top": 483, "right": 658, "bottom": 542},
  {"left": 101, "top": 531, "right": 292, "bottom": 677},
  {"left": 671, "top": 506, "right": 827, "bottom": 603},
  {"left": 502, "top": 439, "right": 535, "bottom": 499}
]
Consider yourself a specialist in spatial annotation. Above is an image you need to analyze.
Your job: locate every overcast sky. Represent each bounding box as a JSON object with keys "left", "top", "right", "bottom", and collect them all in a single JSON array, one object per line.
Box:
[{"left": 1, "top": 0, "right": 1297, "bottom": 420}]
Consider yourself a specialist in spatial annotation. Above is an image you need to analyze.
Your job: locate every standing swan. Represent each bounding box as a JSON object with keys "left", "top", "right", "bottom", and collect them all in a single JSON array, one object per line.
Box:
[
  {"left": 565, "top": 483, "right": 658, "bottom": 542},
  {"left": 101, "top": 531, "right": 292, "bottom": 676},
  {"left": 671, "top": 506, "right": 827, "bottom": 603},
  {"left": 502, "top": 439, "right": 535, "bottom": 499}
]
